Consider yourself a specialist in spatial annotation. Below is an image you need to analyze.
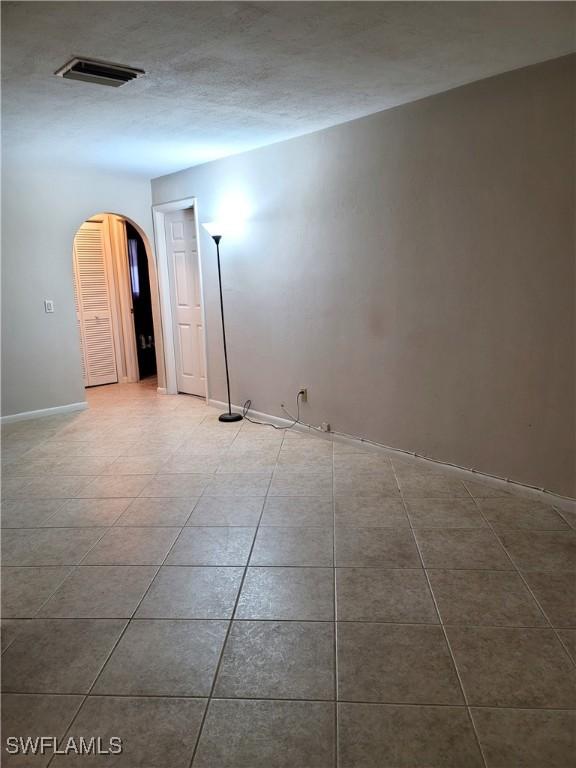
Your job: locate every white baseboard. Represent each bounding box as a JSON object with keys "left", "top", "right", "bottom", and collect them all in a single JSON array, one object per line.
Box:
[
  {"left": 1, "top": 401, "right": 88, "bottom": 424},
  {"left": 208, "top": 399, "right": 576, "bottom": 510},
  {"left": 156, "top": 387, "right": 168, "bottom": 395}
]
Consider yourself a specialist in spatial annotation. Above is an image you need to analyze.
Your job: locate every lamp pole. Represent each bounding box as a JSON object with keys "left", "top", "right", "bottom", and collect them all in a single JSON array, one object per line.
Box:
[{"left": 210, "top": 233, "right": 242, "bottom": 423}]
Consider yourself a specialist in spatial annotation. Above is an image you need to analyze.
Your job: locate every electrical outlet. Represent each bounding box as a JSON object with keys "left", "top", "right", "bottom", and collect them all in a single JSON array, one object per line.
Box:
[{"left": 298, "top": 388, "right": 308, "bottom": 402}]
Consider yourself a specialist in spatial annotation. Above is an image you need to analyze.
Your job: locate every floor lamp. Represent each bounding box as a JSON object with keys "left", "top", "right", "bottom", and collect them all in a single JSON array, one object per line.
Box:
[{"left": 202, "top": 222, "right": 243, "bottom": 423}]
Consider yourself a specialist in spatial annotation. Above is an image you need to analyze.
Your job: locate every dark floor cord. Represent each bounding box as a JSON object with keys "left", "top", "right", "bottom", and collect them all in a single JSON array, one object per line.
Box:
[{"left": 242, "top": 392, "right": 303, "bottom": 430}]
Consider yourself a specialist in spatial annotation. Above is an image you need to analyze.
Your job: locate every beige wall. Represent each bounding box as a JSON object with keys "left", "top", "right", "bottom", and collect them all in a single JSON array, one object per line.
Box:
[
  {"left": 152, "top": 55, "right": 575, "bottom": 496},
  {"left": 1, "top": 162, "right": 159, "bottom": 416}
]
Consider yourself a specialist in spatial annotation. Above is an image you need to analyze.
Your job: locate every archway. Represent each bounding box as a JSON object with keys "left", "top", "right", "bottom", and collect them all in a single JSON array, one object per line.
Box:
[{"left": 71, "top": 212, "right": 165, "bottom": 390}]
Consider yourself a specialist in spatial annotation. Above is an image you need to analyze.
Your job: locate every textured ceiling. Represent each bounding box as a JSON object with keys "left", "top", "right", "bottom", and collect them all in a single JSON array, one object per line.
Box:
[{"left": 2, "top": 1, "right": 575, "bottom": 177}]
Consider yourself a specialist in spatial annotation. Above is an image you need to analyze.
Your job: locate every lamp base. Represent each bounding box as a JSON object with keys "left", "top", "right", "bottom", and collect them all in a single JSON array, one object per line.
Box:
[{"left": 219, "top": 412, "right": 243, "bottom": 423}]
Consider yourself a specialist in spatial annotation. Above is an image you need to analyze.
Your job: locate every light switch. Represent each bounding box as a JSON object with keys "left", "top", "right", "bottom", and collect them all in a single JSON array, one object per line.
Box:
[{"left": 44, "top": 299, "right": 55, "bottom": 313}]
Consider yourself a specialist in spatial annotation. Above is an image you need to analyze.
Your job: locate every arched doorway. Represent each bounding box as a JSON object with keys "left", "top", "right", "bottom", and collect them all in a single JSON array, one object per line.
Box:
[{"left": 72, "top": 212, "right": 163, "bottom": 389}]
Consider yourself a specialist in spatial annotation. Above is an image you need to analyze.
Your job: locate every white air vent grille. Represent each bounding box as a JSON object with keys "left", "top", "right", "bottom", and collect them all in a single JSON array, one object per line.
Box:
[{"left": 55, "top": 57, "right": 144, "bottom": 87}]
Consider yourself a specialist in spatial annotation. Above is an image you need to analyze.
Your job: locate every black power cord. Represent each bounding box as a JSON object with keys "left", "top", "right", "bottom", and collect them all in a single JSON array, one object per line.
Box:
[{"left": 242, "top": 391, "right": 303, "bottom": 431}]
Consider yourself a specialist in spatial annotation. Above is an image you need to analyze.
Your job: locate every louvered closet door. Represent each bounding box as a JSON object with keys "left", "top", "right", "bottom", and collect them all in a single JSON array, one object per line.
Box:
[{"left": 73, "top": 221, "right": 118, "bottom": 387}]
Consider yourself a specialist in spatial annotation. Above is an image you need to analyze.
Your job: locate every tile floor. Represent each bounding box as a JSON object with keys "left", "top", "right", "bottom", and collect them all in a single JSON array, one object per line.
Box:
[{"left": 1, "top": 380, "right": 575, "bottom": 767}]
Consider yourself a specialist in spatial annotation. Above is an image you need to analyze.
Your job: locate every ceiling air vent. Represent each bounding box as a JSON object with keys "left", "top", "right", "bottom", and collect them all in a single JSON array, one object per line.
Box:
[{"left": 54, "top": 57, "right": 144, "bottom": 87}]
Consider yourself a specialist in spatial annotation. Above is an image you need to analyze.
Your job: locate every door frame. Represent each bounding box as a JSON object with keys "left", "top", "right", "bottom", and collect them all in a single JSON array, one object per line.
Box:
[{"left": 152, "top": 197, "right": 209, "bottom": 398}]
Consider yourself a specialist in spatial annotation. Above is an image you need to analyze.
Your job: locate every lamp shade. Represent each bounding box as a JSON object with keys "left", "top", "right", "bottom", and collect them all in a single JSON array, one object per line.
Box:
[{"left": 202, "top": 221, "right": 223, "bottom": 238}]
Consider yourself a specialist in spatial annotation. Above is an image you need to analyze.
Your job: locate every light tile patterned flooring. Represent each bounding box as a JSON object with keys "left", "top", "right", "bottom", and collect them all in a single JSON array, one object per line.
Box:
[{"left": 1, "top": 380, "right": 575, "bottom": 767}]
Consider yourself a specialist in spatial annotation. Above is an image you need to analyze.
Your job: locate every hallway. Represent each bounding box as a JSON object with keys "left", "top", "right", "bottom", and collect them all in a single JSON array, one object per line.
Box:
[{"left": 2, "top": 382, "right": 575, "bottom": 767}]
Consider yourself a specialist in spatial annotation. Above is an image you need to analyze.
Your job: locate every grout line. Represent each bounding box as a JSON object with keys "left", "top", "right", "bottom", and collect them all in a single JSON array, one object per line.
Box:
[
  {"left": 5, "top": 615, "right": 571, "bottom": 629},
  {"left": 557, "top": 507, "right": 576, "bottom": 531},
  {"left": 10, "top": 566, "right": 80, "bottom": 623},
  {"left": 4, "top": 688, "right": 576, "bottom": 710},
  {"left": 15, "top": 524, "right": 117, "bottom": 626},
  {"left": 3, "top": 520, "right": 571, "bottom": 531},
  {"left": 3, "top": 684, "right": 575, "bottom": 711},
  {"left": 0, "top": 560, "right": 571, "bottom": 573},
  {"left": 467, "top": 492, "right": 576, "bottom": 670},
  {"left": 392, "top": 463, "right": 490, "bottom": 768},
  {"left": 44, "top": 508, "right": 191, "bottom": 768},
  {"left": 186, "top": 423, "right": 282, "bottom": 768},
  {"left": 332, "top": 439, "right": 339, "bottom": 768}
]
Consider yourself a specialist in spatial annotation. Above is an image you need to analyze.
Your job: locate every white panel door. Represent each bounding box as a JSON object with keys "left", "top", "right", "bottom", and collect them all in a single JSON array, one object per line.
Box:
[
  {"left": 73, "top": 221, "right": 118, "bottom": 387},
  {"left": 164, "top": 209, "right": 206, "bottom": 396}
]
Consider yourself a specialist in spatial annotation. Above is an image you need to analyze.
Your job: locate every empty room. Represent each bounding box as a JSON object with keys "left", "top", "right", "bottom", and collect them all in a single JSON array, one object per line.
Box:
[{"left": 1, "top": 2, "right": 575, "bottom": 766}]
